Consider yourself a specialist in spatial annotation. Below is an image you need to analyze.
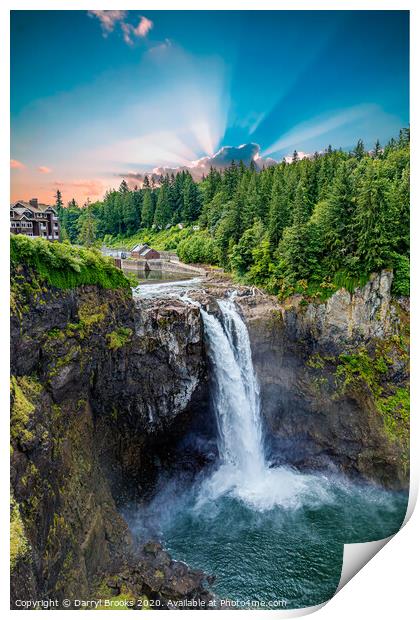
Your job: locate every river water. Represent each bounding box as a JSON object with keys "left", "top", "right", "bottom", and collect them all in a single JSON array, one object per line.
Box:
[{"left": 128, "top": 289, "right": 408, "bottom": 609}]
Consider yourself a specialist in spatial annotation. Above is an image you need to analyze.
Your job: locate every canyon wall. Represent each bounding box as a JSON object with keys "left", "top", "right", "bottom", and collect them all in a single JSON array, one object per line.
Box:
[
  {"left": 10, "top": 266, "right": 211, "bottom": 607},
  {"left": 235, "top": 270, "right": 409, "bottom": 489}
]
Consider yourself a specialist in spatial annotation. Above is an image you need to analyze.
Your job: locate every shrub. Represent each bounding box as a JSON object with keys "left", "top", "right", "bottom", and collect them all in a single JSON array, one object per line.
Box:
[
  {"left": 391, "top": 253, "right": 410, "bottom": 296},
  {"left": 11, "top": 235, "right": 130, "bottom": 290},
  {"left": 177, "top": 232, "right": 218, "bottom": 265}
]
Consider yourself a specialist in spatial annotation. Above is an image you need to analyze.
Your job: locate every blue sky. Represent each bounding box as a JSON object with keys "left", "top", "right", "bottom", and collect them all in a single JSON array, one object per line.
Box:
[{"left": 11, "top": 10, "right": 409, "bottom": 203}]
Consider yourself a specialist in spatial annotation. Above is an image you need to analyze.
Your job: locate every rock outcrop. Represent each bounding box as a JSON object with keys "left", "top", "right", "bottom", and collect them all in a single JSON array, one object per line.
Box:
[
  {"left": 233, "top": 270, "right": 409, "bottom": 489},
  {"left": 10, "top": 267, "right": 209, "bottom": 607}
]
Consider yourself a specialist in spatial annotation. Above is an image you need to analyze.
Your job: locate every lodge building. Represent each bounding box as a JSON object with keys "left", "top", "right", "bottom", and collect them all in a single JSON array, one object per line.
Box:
[{"left": 10, "top": 198, "right": 60, "bottom": 241}]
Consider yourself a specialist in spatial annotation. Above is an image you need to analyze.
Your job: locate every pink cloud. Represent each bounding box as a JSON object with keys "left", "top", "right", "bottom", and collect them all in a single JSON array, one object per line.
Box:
[
  {"left": 38, "top": 166, "right": 52, "bottom": 174},
  {"left": 88, "top": 10, "right": 127, "bottom": 35},
  {"left": 10, "top": 159, "right": 25, "bottom": 169},
  {"left": 88, "top": 11, "right": 153, "bottom": 45},
  {"left": 134, "top": 16, "right": 153, "bottom": 38},
  {"left": 121, "top": 15, "right": 154, "bottom": 45}
]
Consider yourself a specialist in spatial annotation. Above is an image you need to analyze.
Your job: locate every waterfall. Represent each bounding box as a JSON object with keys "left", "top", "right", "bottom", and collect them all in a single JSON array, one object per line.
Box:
[
  {"left": 197, "top": 294, "right": 328, "bottom": 511},
  {"left": 200, "top": 297, "right": 266, "bottom": 479}
]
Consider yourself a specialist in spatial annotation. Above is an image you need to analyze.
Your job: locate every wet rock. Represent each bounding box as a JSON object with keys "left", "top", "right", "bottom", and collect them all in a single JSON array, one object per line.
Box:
[{"left": 95, "top": 542, "right": 218, "bottom": 609}]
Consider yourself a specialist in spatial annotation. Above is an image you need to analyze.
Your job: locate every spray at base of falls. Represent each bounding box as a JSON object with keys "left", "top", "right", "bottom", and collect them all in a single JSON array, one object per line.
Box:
[{"left": 197, "top": 294, "right": 331, "bottom": 512}]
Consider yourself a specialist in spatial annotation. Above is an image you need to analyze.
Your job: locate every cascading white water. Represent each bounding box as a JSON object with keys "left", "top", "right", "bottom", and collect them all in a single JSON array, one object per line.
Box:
[
  {"left": 200, "top": 297, "right": 266, "bottom": 479},
  {"left": 198, "top": 294, "right": 331, "bottom": 511}
]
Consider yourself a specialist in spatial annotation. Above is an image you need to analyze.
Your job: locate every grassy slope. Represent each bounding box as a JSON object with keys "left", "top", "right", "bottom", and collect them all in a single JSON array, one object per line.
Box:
[
  {"left": 11, "top": 235, "right": 130, "bottom": 290},
  {"left": 102, "top": 226, "right": 194, "bottom": 252}
]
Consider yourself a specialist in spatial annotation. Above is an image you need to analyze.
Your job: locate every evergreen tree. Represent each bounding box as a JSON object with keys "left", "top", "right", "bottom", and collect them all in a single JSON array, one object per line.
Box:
[
  {"left": 122, "top": 191, "right": 139, "bottom": 234},
  {"left": 182, "top": 174, "right": 202, "bottom": 222},
  {"left": 141, "top": 189, "right": 154, "bottom": 228},
  {"left": 59, "top": 198, "right": 80, "bottom": 243},
  {"left": 292, "top": 180, "right": 310, "bottom": 226},
  {"left": 171, "top": 172, "right": 186, "bottom": 222},
  {"left": 268, "top": 167, "right": 290, "bottom": 246},
  {"left": 119, "top": 179, "right": 129, "bottom": 193},
  {"left": 242, "top": 172, "right": 259, "bottom": 231},
  {"left": 230, "top": 219, "right": 265, "bottom": 276},
  {"left": 398, "top": 127, "right": 410, "bottom": 148},
  {"left": 277, "top": 180, "right": 312, "bottom": 283},
  {"left": 153, "top": 179, "right": 172, "bottom": 228},
  {"left": 55, "top": 189, "right": 63, "bottom": 213},
  {"left": 223, "top": 161, "right": 240, "bottom": 200},
  {"left": 354, "top": 139, "right": 365, "bottom": 161},
  {"left": 77, "top": 199, "right": 97, "bottom": 246},
  {"left": 256, "top": 168, "right": 273, "bottom": 221},
  {"left": 322, "top": 161, "right": 356, "bottom": 269},
  {"left": 354, "top": 162, "right": 390, "bottom": 272}
]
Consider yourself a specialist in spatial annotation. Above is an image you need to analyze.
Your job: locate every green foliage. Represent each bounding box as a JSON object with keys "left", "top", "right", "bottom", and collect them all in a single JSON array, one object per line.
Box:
[
  {"left": 10, "top": 375, "right": 41, "bottom": 443},
  {"left": 229, "top": 220, "right": 265, "bottom": 276},
  {"left": 378, "top": 388, "right": 410, "bottom": 441},
  {"left": 11, "top": 235, "right": 130, "bottom": 290},
  {"left": 59, "top": 198, "right": 80, "bottom": 242},
  {"left": 10, "top": 497, "right": 30, "bottom": 570},
  {"left": 334, "top": 344, "right": 409, "bottom": 446},
  {"left": 177, "top": 231, "right": 219, "bottom": 264},
  {"left": 391, "top": 253, "right": 410, "bottom": 296},
  {"left": 77, "top": 200, "right": 97, "bottom": 246},
  {"left": 106, "top": 327, "right": 133, "bottom": 350},
  {"left": 333, "top": 270, "right": 370, "bottom": 294},
  {"left": 106, "top": 225, "right": 191, "bottom": 251},
  {"left": 247, "top": 239, "right": 276, "bottom": 288},
  {"left": 306, "top": 353, "right": 326, "bottom": 369},
  {"left": 335, "top": 348, "right": 389, "bottom": 396}
]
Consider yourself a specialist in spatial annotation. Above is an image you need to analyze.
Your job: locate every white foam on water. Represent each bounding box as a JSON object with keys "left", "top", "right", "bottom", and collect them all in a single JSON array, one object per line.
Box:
[{"left": 132, "top": 277, "right": 202, "bottom": 299}]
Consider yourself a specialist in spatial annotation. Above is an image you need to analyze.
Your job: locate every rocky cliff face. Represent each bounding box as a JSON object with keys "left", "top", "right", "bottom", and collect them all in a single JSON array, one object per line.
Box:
[
  {"left": 234, "top": 270, "right": 409, "bottom": 489},
  {"left": 10, "top": 267, "right": 211, "bottom": 607},
  {"left": 92, "top": 295, "right": 208, "bottom": 501}
]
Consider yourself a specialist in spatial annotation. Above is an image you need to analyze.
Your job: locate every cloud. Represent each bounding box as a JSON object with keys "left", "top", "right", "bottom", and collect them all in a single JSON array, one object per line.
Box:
[
  {"left": 88, "top": 10, "right": 127, "bottom": 35},
  {"left": 38, "top": 166, "right": 52, "bottom": 174},
  {"left": 10, "top": 159, "right": 25, "bottom": 169},
  {"left": 283, "top": 151, "right": 313, "bottom": 164},
  {"left": 89, "top": 11, "right": 153, "bottom": 45},
  {"left": 117, "top": 143, "right": 278, "bottom": 183},
  {"left": 180, "top": 143, "right": 277, "bottom": 176},
  {"left": 135, "top": 16, "right": 153, "bottom": 38},
  {"left": 121, "top": 16, "right": 153, "bottom": 45}
]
